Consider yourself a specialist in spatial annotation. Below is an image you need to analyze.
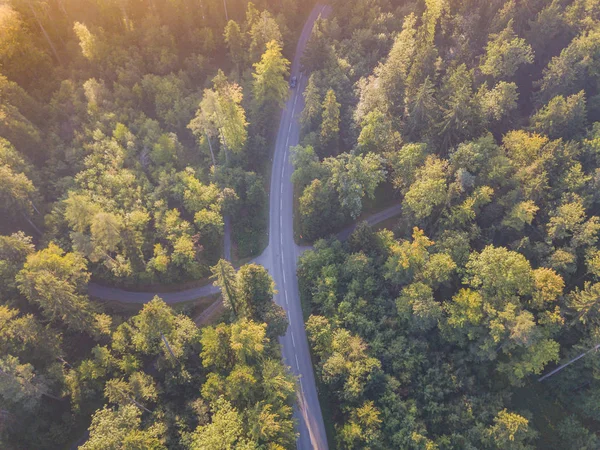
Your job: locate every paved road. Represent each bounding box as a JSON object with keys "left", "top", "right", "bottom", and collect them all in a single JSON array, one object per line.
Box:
[
  {"left": 88, "top": 279, "right": 221, "bottom": 303},
  {"left": 261, "top": 5, "right": 331, "bottom": 449}
]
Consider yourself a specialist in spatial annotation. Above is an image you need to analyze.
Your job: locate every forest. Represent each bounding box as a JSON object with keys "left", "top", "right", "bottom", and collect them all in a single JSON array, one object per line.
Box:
[
  {"left": 4, "top": 0, "right": 600, "bottom": 448},
  {"left": 294, "top": 0, "right": 600, "bottom": 448},
  {"left": 0, "top": 0, "right": 305, "bottom": 448}
]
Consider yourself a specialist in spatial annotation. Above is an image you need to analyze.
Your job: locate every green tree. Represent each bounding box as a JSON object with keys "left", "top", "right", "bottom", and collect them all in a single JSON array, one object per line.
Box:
[
  {"left": 81, "top": 405, "right": 165, "bottom": 450},
  {"left": 338, "top": 401, "right": 382, "bottom": 449},
  {"left": 236, "top": 263, "right": 275, "bottom": 320},
  {"left": 0, "top": 232, "right": 34, "bottom": 299},
  {"left": 403, "top": 155, "right": 448, "bottom": 221},
  {"left": 16, "top": 243, "right": 108, "bottom": 335},
  {"left": 324, "top": 152, "right": 386, "bottom": 219},
  {"left": 320, "top": 89, "right": 341, "bottom": 157},
  {"left": 211, "top": 259, "right": 239, "bottom": 315},
  {"left": 190, "top": 397, "right": 256, "bottom": 450},
  {"left": 190, "top": 72, "right": 248, "bottom": 162},
  {"left": 224, "top": 20, "right": 244, "bottom": 69},
  {"left": 300, "top": 74, "right": 321, "bottom": 133},
  {"left": 438, "top": 64, "right": 483, "bottom": 151},
  {"left": 530, "top": 91, "right": 588, "bottom": 140},
  {"left": 125, "top": 297, "right": 199, "bottom": 360},
  {"left": 248, "top": 10, "right": 282, "bottom": 62},
  {"left": 0, "top": 354, "right": 51, "bottom": 413},
  {"left": 537, "top": 28, "right": 600, "bottom": 103},
  {"left": 480, "top": 81, "right": 519, "bottom": 122},
  {"left": 480, "top": 20, "right": 534, "bottom": 80},
  {"left": 485, "top": 409, "right": 537, "bottom": 449},
  {"left": 252, "top": 40, "right": 290, "bottom": 110},
  {"left": 301, "top": 17, "right": 330, "bottom": 73}
]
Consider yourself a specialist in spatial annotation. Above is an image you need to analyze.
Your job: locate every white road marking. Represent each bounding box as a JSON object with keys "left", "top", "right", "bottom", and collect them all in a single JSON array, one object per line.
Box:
[
  {"left": 299, "top": 378, "right": 304, "bottom": 394},
  {"left": 280, "top": 184, "right": 283, "bottom": 195},
  {"left": 287, "top": 311, "right": 291, "bottom": 322},
  {"left": 291, "top": 332, "right": 296, "bottom": 347},
  {"left": 288, "top": 122, "right": 292, "bottom": 133},
  {"left": 283, "top": 270, "right": 286, "bottom": 284},
  {"left": 295, "top": 354, "right": 300, "bottom": 370},
  {"left": 284, "top": 290, "right": 289, "bottom": 304}
]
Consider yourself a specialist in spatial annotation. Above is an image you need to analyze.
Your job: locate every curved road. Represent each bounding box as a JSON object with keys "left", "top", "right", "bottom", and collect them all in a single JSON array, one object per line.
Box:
[{"left": 86, "top": 5, "right": 407, "bottom": 449}]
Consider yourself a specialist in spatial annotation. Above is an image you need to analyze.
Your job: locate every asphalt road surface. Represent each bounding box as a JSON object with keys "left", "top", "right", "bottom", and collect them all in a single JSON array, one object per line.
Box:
[{"left": 262, "top": 5, "right": 332, "bottom": 449}]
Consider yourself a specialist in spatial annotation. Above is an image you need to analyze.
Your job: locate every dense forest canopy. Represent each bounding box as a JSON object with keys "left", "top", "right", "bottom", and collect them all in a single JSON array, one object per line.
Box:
[
  {"left": 292, "top": 0, "right": 600, "bottom": 448},
  {"left": 5, "top": 0, "right": 600, "bottom": 448}
]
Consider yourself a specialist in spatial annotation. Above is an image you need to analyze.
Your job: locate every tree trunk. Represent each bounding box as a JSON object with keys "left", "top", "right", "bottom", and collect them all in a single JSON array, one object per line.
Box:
[
  {"left": 27, "top": 1, "right": 63, "bottom": 65},
  {"left": 206, "top": 133, "right": 216, "bottom": 166},
  {"left": 21, "top": 212, "right": 42, "bottom": 236}
]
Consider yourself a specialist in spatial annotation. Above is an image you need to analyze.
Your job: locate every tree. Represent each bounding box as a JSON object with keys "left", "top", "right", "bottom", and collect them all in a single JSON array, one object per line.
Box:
[
  {"left": 354, "top": 13, "right": 417, "bottom": 122},
  {"left": 537, "top": 28, "right": 600, "bottom": 103},
  {"left": 569, "top": 282, "right": 600, "bottom": 329},
  {"left": 0, "top": 165, "right": 35, "bottom": 214},
  {"left": 556, "top": 416, "right": 598, "bottom": 450},
  {"left": 301, "top": 17, "right": 330, "bottom": 73},
  {"left": 290, "top": 145, "right": 324, "bottom": 189},
  {"left": 465, "top": 246, "right": 534, "bottom": 300},
  {"left": 73, "top": 22, "right": 105, "bottom": 63},
  {"left": 190, "top": 397, "right": 256, "bottom": 449},
  {"left": 480, "top": 81, "right": 519, "bottom": 123},
  {"left": 0, "top": 354, "right": 49, "bottom": 413},
  {"left": 338, "top": 401, "right": 382, "bottom": 449},
  {"left": 125, "top": 297, "right": 199, "bottom": 360},
  {"left": 300, "top": 74, "right": 321, "bottom": 133},
  {"left": 324, "top": 152, "right": 386, "bottom": 219},
  {"left": 396, "top": 282, "right": 442, "bottom": 332},
  {"left": 480, "top": 20, "right": 534, "bottom": 80},
  {"left": 236, "top": 263, "right": 275, "bottom": 320},
  {"left": 224, "top": 20, "right": 244, "bottom": 69},
  {"left": 299, "top": 178, "right": 343, "bottom": 240},
  {"left": 81, "top": 405, "right": 165, "bottom": 450},
  {"left": 0, "top": 232, "right": 34, "bottom": 299},
  {"left": 252, "top": 40, "right": 290, "bottom": 111},
  {"left": 502, "top": 201, "right": 539, "bottom": 231},
  {"left": 403, "top": 155, "right": 448, "bottom": 221},
  {"left": 485, "top": 409, "right": 537, "bottom": 449},
  {"left": 320, "top": 89, "right": 341, "bottom": 157},
  {"left": 211, "top": 259, "right": 239, "bottom": 315},
  {"left": 357, "top": 110, "right": 401, "bottom": 154},
  {"left": 438, "top": 64, "right": 483, "bottom": 151},
  {"left": 530, "top": 91, "right": 588, "bottom": 140},
  {"left": 190, "top": 72, "right": 248, "bottom": 162},
  {"left": 229, "top": 319, "right": 267, "bottom": 365},
  {"left": 16, "top": 243, "right": 108, "bottom": 335},
  {"left": 248, "top": 10, "right": 282, "bottom": 62}
]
